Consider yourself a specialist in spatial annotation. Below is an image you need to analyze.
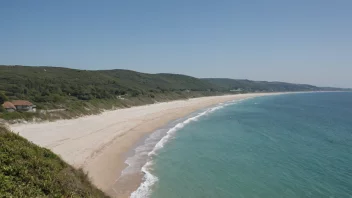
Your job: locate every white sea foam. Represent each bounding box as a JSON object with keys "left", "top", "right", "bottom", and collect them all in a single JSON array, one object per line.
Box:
[
  {"left": 122, "top": 129, "right": 165, "bottom": 176},
  {"left": 130, "top": 100, "right": 244, "bottom": 198}
]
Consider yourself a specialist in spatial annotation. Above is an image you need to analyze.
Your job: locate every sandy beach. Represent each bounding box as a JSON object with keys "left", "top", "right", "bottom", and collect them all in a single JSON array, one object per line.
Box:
[{"left": 10, "top": 93, "right": 280, "bottom": 197}]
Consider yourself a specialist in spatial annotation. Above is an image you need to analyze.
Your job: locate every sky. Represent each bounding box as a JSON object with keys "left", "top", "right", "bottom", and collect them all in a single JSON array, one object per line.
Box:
[{"left": 1, "top": 0, "right": 351, "bottom": 88}]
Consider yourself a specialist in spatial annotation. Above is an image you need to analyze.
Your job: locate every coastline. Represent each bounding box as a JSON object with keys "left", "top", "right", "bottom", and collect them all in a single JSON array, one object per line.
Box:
[
  {"left": 10, "top": 93, "right": 282, "bottom": 198},
  {"left": 128, "top": 98, "right": 250, "bottom": 198}
]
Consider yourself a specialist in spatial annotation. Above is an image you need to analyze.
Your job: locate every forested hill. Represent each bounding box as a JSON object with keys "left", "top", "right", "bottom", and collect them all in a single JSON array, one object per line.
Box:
[
  {"left": 202, "top": 78, "right": 349, "bottom": 92},
  {"left": 203, "top": 78, "right": 319, "bottom": 92},
  {"left": 0, "top": 65, "right": 217, "bottom": 101},
  {"left": 0, "top": 65, "right": 347, "bottom": 120}
]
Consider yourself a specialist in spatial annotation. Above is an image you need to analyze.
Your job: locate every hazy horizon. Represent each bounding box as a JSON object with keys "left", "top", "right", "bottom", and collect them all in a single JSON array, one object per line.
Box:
[{"left": 1, "top": 1, "right": 351, "bottom": 88}]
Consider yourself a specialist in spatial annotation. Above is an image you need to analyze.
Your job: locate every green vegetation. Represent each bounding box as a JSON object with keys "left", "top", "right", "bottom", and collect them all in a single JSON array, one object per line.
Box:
[
  {"left": 0, "top": 125, "right": 108, "bottom": 198},
  {"left": 202, "top": 78, "right": 350, "bottom": 92},
  {"left": 0, "top": 65, "right": 216, "bottom": 104},
  {"left": 0, "top": 92, "right": 8, "bottom": 105},
  {"left": 202, "top": 78, "right": 321, "bottom": 92},
  {"left": 0, "top": 65, "right": 348, "bottom": 121},
  {"left": 0, "top": 65, "right": 223, "bottom": 120}
]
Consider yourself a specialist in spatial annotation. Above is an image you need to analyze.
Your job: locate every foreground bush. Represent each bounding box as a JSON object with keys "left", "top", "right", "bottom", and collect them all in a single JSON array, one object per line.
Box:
[{"left": 0, "top": 126, "right": 109, "bottom": 198}]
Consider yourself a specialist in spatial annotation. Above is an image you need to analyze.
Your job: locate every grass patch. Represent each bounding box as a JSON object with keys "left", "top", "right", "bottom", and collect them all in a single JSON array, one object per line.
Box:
[{"left": 0, "top": 111, "right": 39, "bottom": 121}]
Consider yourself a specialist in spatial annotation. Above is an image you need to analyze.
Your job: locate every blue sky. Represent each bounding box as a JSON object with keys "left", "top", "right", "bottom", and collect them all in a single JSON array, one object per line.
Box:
[{"left": 1, "top": 0, "right": 351, "bottom": 88}]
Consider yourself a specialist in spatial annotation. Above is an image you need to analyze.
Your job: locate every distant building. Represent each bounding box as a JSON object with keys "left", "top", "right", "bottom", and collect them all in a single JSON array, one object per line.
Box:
[
  {"left": 230, "top": 88, "right": 242, "bottom": 92},
  {"left": 11, "top": 100, "right": 36, "bottom": 112},
  {"left": 2, "top": 101, "right": 16, "bottom": 112}
]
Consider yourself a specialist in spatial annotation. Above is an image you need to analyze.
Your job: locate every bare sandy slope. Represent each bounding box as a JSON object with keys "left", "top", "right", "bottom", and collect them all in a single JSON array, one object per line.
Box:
[{"left": 10, "top": 93, "right": 279, "bottom": 197}]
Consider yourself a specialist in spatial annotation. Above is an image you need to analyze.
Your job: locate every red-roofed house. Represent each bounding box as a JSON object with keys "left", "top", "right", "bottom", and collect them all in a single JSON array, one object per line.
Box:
[
  {"left": 2, "top": 101, "right": 16, "bottom": 112},
  {"left": 11, "top": 100, "right": 35, "bottom": 112}
]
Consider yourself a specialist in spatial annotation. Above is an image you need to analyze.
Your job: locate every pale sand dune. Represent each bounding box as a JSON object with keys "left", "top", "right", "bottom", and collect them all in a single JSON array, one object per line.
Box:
[{"left": 10, "top": 93, "right": 280, "bottom": 197}]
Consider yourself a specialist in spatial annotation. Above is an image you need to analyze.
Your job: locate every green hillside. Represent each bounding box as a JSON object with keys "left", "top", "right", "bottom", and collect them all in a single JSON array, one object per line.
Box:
[
  {"left": 202, "top": 78, "right": 320, "bottom": 92},
  {"left": 99, "top": 70, "right": 218, "bottom": 91},
  {"left": 0, "top": 65, "right": 224, "bottom": 120},
  {"left": 0, "top": 65, "right": 346, "bottom": 121},
  {"left": 0, "top": 125, "right": 108, "bottom": 198},
  {"left": 0, "top": 65, "right": 217, "bottom": 102}
]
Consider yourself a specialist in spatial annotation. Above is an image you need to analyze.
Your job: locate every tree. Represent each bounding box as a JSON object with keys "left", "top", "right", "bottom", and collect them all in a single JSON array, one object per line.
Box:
[{"left": 0, "top": 92, "right": 8, "bottom": 104}]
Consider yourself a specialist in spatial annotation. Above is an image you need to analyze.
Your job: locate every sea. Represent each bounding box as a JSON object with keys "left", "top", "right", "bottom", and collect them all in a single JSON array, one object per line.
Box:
[{"left": 129, "top": 92, "right": 352, "bottom": 198}]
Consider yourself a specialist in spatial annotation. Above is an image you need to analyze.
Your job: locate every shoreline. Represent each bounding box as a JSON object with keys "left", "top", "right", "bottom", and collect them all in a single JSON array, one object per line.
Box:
[
  {"left": 128, "top": 99, "right": 249, "bottom": 198},
  {"left": 10, "top": 93, "right": 284, "bottom": 197}
]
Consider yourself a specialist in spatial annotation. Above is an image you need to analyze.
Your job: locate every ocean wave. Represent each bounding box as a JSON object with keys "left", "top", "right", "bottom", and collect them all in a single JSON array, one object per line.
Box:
[
  {"left": 122, "top": 129, "right": 165, "bottom": 176},
  {"left": 130, "top": 100, "right": 242, "bottom": 198}
]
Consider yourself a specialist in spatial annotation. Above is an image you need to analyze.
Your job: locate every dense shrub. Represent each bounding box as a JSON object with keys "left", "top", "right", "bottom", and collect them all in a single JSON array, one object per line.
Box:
[
  {"left": 0, "top": 126, "right": 109, "bottom": 198},
  {"left": 0, "top": 92, "right": 8, "bottom": 104}
]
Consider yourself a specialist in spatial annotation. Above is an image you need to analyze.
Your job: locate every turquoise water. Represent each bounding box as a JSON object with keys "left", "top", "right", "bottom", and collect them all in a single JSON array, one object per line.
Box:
[{"left": 133, "top": 92, "right": 352, "bottom": 198}]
